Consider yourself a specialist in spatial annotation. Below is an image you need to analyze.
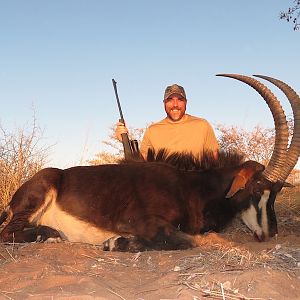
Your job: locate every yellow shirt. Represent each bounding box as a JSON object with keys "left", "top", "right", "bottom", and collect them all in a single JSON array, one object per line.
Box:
[{"left": 140, "top": 114, "right": 219, "bottom": 159}]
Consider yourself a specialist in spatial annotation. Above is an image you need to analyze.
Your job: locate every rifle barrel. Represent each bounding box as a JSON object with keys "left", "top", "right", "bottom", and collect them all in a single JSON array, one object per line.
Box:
[{"left": 112, "top": 79, "right": 125, "bottom": 123}]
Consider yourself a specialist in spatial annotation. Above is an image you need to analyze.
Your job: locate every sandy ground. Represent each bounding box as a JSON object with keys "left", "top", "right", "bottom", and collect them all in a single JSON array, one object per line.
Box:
[{"left": 0, "top": 219, "right": 299, "bottom": 300}]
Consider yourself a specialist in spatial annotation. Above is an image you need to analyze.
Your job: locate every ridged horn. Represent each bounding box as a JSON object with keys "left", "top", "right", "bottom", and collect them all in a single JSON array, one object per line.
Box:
[
  {"left": 216, "top": 74, "right": 289, "bottom": 183},
  {"left": 254, "top": 75, "right": 300, "bottom": 182}
]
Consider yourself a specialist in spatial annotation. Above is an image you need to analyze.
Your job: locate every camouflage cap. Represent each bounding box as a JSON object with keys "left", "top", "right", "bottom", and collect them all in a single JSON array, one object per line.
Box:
[{"left": 164, "top": 84, "right": 186, "bottom": 100}]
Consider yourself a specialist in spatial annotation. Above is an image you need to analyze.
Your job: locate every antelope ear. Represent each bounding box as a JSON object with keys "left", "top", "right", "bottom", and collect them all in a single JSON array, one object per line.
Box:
[
  {"left": 225, "top": 162, "right": 264, "bottom": 198},
  {"left": 225, "top": 174, "right": 247, "bottom": 198}
]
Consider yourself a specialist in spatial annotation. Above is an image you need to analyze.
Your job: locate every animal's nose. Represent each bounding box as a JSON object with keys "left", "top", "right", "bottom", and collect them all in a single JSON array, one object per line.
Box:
[{"left": 254, "top": 231, "right": 265, "bottom": 242}]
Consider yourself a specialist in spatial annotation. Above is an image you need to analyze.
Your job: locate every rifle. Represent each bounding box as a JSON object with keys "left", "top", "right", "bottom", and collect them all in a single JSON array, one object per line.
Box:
[{"left": 112, "top": 79, "right": 140, "bottom": 160}]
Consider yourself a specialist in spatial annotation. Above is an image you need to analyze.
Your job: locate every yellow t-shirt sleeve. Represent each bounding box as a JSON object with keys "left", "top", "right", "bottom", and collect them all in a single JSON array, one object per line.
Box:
[
  {"left": 140, "top": 128, "right": 152, "bottom": 159},
  {"left": 204, "top": 121, "right": 219, "bottom": 152}
]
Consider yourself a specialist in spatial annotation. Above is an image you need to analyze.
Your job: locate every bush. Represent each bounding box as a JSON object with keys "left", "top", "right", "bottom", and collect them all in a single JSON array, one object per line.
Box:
[{"left": 0, "top": 118, "right": 50, "bottom": 210}]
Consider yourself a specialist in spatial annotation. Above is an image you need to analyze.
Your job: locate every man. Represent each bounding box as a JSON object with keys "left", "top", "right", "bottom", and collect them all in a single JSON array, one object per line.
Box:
[{"left": 115, "top": 83, "right": 219, "bottom": 159}]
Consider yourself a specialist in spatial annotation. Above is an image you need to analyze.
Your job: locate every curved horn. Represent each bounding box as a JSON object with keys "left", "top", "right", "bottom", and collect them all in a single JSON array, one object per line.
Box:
[
  {"left": 254, "top": 75, "right": 300, "bottom": 182},
  {"left": 216, "top": 74, "right": 289, "bottom": 182}
]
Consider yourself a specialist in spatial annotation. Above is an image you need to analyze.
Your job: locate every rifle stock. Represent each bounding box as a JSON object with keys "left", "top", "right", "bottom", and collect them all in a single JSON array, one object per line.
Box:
[
  {"left": 112, "top": 79, "right": 141, "bottom": 160},
  {"left": 121, "top": 132, "right": 134, "bottom": 160}
]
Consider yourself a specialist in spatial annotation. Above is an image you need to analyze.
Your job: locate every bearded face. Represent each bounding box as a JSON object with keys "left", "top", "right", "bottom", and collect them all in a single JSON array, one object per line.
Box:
[{"left": 164, "top": 94, "right": 187, "bottom": 122}]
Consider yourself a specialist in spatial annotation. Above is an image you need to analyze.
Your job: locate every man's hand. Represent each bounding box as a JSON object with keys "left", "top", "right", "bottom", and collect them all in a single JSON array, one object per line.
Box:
[{"left": 115, "top": 122, "right": 129, "bottom": 142}]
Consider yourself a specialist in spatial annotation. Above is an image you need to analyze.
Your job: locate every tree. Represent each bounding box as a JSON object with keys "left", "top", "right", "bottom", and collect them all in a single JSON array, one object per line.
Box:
[
  {"left": 88, "top": 151, "right": 120, "bottom": 165},
  {"left": 216, "top": 124, "right": 275, "bottom": 165},
  {"left": 89, "top": 125, "right": 145, "bottom": 165},
  {"left": 0, "top": 117, "right": 50, "bottom": 209},
  {"left": 280, "top": 0, "right": 300, "bottom": 30},
  {"left": 216, "top": 117, "right": 293, "bottom": 165}
]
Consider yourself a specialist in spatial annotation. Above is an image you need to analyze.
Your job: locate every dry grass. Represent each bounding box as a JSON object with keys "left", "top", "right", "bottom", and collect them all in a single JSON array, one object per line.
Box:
[
  {"left": 0, "top": 237, "right": 299, "bottom": 299},
  {"left": 0, "top": 118, "right": 50, "bottom": 210},
  {"left": 275, "top": 186, "right": 300, "bottom": 235},
  {"left": 171, "top": 187, "right": 300, "bottom": 299},
  {"left": 173, "top": 241, "right": 299, "bottom": 296}
]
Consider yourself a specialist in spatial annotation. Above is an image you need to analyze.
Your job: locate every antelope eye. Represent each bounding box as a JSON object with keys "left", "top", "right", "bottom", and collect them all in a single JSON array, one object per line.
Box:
[
  {"left": 252, "top": 186, "right": 263, "bottom": 197},
  {"left": 254, "top": 191, "right": 262, "bottom": 197}
]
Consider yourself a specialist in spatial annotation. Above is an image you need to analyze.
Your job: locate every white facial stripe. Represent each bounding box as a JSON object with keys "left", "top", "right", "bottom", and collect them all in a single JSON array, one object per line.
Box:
[
  {"left": 241, "top": 204, "right": 263, "bottom": 237},
  {"left": 258, "top": 190, "right": 270, "bottom": 237}
]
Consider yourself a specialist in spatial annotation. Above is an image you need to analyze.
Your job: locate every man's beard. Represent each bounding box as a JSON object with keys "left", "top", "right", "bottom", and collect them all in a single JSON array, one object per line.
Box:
[{"left": 167, "top": 109, "right": 185, "bottom": 121}]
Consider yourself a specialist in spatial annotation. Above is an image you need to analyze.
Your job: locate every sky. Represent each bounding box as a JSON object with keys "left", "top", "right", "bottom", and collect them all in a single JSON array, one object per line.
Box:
[{"left": 0, "top": 0, "right": 299, "bottom": 168}]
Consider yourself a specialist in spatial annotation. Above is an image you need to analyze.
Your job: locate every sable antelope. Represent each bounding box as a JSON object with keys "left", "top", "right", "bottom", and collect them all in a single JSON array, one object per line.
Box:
[{"left": 0, "top": 74, "right": 299, "bottom": 252}]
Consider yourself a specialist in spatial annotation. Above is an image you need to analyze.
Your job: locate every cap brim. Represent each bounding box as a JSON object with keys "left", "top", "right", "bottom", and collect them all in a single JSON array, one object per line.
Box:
[{"left": 164, "top": 93, "right": 186, "bottom": 100}]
